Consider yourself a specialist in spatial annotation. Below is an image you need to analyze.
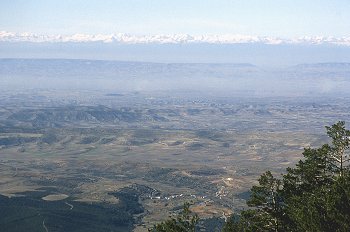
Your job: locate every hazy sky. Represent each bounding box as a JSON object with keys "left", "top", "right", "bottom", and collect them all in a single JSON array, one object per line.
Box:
[{"left": 1, "top": 0, "right": 350, "bottom": 37}]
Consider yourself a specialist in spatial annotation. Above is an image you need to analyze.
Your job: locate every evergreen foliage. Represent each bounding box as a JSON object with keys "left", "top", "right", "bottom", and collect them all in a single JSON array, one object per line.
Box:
[{"left": 149, "top": 202, "right": 199, "bottom": 232}]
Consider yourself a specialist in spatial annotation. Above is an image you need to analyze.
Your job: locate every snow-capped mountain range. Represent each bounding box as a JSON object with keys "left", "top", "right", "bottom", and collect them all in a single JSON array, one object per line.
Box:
[{"left": 1, "top": 31, "right": 350, "bottom": 46}]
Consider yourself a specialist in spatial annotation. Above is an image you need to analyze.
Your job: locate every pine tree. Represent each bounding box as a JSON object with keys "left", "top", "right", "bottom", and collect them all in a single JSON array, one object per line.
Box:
[{"left": 325, "top": 121, "right": 350, "bottom": 177}]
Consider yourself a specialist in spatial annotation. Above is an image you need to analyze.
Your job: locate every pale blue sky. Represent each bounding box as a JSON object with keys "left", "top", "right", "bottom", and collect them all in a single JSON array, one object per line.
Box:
[{"left": 1, "top": 0, "right": 349, "bottom": 37}]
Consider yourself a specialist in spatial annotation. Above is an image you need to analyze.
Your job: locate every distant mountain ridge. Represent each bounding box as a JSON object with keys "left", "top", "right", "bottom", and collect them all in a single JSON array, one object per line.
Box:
[
  {"left": 293, "top": 62, "right": 350, "bottom": 68},
  {"left": 0, "top": 58, "right": 259, "bottom": 79},
  {"left": 0, "top": 58, "right": 257, "bottom": 66},
  {"left": 1, "top": 41, "right": 349, "bottom": 66},
  {"left": 1, "top": 58, "right": 350, "bottom": 97}
]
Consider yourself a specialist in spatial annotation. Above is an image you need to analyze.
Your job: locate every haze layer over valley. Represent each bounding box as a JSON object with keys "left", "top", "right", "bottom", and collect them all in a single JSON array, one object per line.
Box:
[{"left": 1, "top": 59, "right": 350, "bottom": 231}]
